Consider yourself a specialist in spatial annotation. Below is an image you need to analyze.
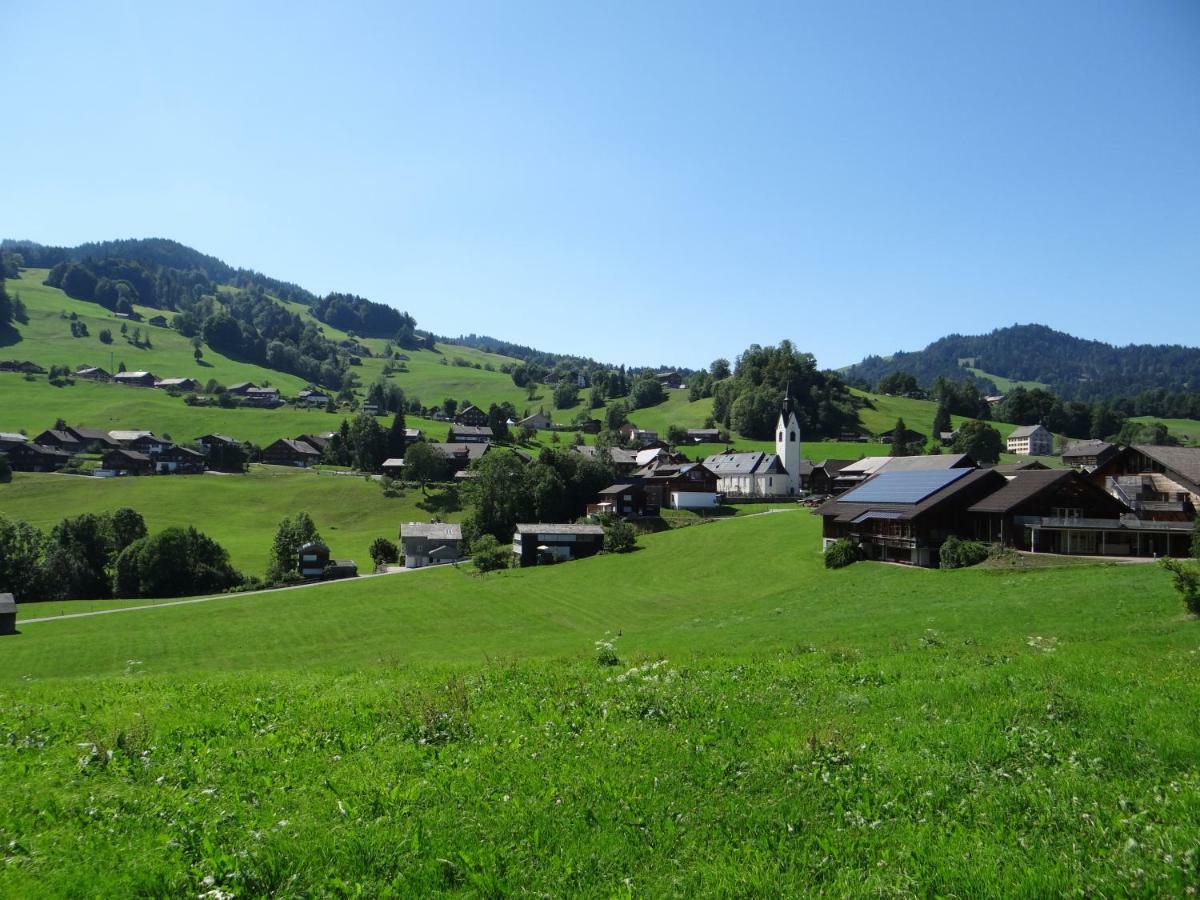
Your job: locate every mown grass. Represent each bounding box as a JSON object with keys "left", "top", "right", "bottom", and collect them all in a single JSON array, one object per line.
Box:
[
  {"left": 1, "top": 512, "right": 1198, "bottom": 895},
  {"left": 1128, "top": 416, "right": 1200, "bottom": 446},
  {"left": 0, "top": 465, "right": 459, "bottom": 578}
]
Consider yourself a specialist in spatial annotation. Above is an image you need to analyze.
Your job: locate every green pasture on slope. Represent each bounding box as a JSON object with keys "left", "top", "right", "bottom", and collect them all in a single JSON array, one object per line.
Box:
[
  {"left": 1, "top": 512, "right": 1198, "bottom": 895},
  {"left": 0, "top": 465, "right": 458, "bottom": 578}
]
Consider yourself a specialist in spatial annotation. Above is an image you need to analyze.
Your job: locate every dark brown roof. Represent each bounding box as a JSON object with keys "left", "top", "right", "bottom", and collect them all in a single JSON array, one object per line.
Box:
[
  {"left": 428, "top": 442, "right": 490, "bottom": 460},
  {"left": 817, "top": 468, "right": 1004, "bottom": 523},
  {"left": 968, "top": 468, "right": 1127, "bottom": 515},
  {"left": 1131, "top": 445, "right": 1200, "bottom": 492},
  {"left": 269, "top": 438, "right": 321, "bottom": 456},
  {"left": 992, "top": 460, "right": 1051, "bottom": 474}
]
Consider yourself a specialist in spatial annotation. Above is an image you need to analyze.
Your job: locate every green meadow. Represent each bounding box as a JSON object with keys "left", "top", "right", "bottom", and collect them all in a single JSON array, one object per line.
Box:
[
  {"left": 2, "top": 512, "right": 1198, "bottom": 895},
  {"left": 0, "top": 466, "right": 455, "bottom": 579}
]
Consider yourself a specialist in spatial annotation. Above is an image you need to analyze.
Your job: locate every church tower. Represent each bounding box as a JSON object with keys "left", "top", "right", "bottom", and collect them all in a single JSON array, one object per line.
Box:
[{"left": 775, "top": 386, "right": 802, "bottom": 495}]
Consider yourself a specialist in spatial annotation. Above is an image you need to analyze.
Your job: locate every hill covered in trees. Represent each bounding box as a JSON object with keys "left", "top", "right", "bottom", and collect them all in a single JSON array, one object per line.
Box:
[{"left": 844, "top": 324, "right": 1200, "bottom": 402}]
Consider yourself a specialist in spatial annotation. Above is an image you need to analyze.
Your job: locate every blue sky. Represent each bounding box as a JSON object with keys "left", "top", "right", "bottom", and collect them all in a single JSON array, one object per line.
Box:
[{"left": 6, "top": 1, "right": 1198, "bottom": 369}]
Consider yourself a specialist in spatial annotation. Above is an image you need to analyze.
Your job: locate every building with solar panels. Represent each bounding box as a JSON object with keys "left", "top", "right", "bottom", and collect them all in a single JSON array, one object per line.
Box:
[{"left": 816, "top": 467, "right": 1008, "bottom": 566}]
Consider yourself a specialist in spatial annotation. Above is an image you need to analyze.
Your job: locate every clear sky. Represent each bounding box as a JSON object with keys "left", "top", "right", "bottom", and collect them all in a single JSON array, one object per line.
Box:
[{"left": 6, "top": 1, "right": 1198, "bottom": 369}]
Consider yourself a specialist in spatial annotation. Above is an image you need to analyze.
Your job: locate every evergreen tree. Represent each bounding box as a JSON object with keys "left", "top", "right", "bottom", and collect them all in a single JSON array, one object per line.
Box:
[
  {"left": 387, "top": 410, "right": 407, "bottom": 459},
  {"left": 932, "top": 400, "right": 952, "bottom": 440},
  {"left": 890, "top": 418, "right": 910, "bottom": 457},
  {"left": 267, "top": 512, "right": 322, "bottom": 582}
]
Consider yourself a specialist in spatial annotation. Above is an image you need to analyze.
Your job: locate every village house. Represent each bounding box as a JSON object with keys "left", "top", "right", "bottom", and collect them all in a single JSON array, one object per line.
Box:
[
  {"left": 112, "top": 370, "right": 158, "bottom": 388},
  {"left": 3, "top": 442, "right": 73, "bottom": 472},
  {"left": 1092, "top": 445, "right": 1200, "bottom": 518},
  {"left": 33, "top": 429, "right": 83, "bottom": 452},
  {"left": 262, "top": 438, "right": 322, "bottom": 467},
  {"left": 518, "top": 410, "right": 552, "bottom": 431},
  {"left": 147, "top": 314, "right": 169, "bottom": 327},
  {"left": 129, "top": 434, "right": 173, "bottom": 456},
  {"left": 686, "top": 428, "right": 721, "bottom": 444},
  {"left": 808, "top": 459, "right": 854, "bottom": 495},
  {"left": 572, "top": 444, "right": 641, "bottom": 475},
  {"left": 448, "top": 424, "right": 493, "bottom": 444},
  {"left": 1062, "top": 440, "right": 1119, "bottom": 471},
  {"left": 831, "top": 454, "right": 975, "bottom": 494},
  {"left": 963, "top": 468, "right": 1190, "bottom": 557},
  {"left": 428, "top": 442, "right": 490, "bottom": 472},
  {"left": 818, "top": 467, "right": 1007, "bottom": 566},
  {"left": 108, "top": 430, "right": 154, "bottom": 446},
  {"left": 992, "top": 460, "right": 1052, "bottom": 476},
  {"left": 399, "top": 523, "right": 464, "bottom": 568},
  {"left": 512, "top": 523, "right": 606, "bottom": 567},
  {"left": 297, "top": 389, "right": 331, "bottom": 407},
  {"left": 381, "top": 458, "right": 405, "bottom": 477},
  {"left": 619, "top": 424, "right": 659, "bottom": 446},
  {"left": 156, "top": 445, "right": 207, "bottom": 475},
  {"left": 1006, "top": 424, "right": 1054, "bottom": 456},
  {"left": 577, "top": 418, "right": 602, "bottom": 434},
  {"left": 454, "top": 404, "right": 490, "bottom": 427},
  {"left": 65, "top": 426, "right": 119, "bottom": 450},
  {"left": 226, "top": 381, "right": 255, "bottom": 395},
  {"left": 74, "top": 365, "right": 111, "bottom": 381},
  {"left": 101, "top": 448, "right": 155, "bottom": 476},
  {"left": 632, "top": 460, "right": 720, "bottom": 510},
  {"left": 155, "top": 377, "right": 199, "bottom": 392},
  {"left": 295, "top": 433, "right": 334, "bottom": 454},
  {"left": 195, "top": 433, "right": 240, "bottom": 453},
  {"left": 242, "top": 386, "right": 282, "bottom": 407},
  {"left": 655, "top": 371, "right": 683, "bottom": 389},
  {"left": 0, "top": 432, "right": 29, "bottom": 451},
  {"left": 589, "top": 483, "right": 650, "bottom": 518}
]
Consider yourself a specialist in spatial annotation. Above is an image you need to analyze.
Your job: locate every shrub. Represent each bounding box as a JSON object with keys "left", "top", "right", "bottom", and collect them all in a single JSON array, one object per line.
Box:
[
  {"left": 1161, "top": 559, "right": 1200, "bottom": 616},
  {"left": 114, "top": 527, "right": 242, "bottom": 599},
  {"left": 824, "top": 538, "right": 860, "bottom": 569},
  {"left": 369, "top": 537, "right": 400, "bottom": 567},
  {"left": 940, "top": 536, "right": 990, "bottom": 570},
  {"left": 472, "top": 534, "right": 509, "bottom": 573},
  {"left": 604, "top": 519, "right": 638, "bottom": 554},
  {"left": 1193, "top": 520, "right": 1199, "bottom": 560},
  {"left": 595, "top": 637, "right": 620, "bottom": 667}
]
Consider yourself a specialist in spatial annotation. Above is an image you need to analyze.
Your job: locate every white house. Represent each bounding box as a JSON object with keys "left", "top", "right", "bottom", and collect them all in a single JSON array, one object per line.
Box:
[{"left": 1007, "top": 424, "right": 1053, "bottom": 456}]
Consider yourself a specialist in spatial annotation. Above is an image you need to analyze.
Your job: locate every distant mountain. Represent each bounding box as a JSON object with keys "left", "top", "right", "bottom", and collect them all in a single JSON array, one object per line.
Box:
[{"left": 844, "top": 324, "right": 1200, "bottom": 401}]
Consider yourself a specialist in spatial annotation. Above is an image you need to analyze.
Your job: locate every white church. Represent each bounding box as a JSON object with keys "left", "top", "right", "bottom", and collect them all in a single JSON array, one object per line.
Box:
[{"left": 703, "top": 394, "right": 808, "bottom": 498}]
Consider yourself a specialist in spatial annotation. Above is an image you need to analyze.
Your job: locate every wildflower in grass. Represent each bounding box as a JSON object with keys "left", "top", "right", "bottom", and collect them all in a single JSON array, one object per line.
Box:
[{"left": 595, "top": 637, "right": 619, "bottom": 667}]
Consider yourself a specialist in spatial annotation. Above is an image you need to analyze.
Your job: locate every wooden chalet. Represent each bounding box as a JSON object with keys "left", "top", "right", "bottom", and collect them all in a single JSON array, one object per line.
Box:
[
  {"left": 517, "top": 410, "right": 551, "bottom": 431},
  {"left": 65, "top": 426, "right": 119, "bottom": 450},
  {"left": 33, "top": 429, "right": 82, "bottom": 452},
  {"left": 129, "top": 434, "right": 172, "bottom": 456},
  {"left": 102, "top": 448, "right": 155, "bottom": 476},
  {"left": 155, "top": 377, "right": 199, "bottom": 392},
  {"left": 428, "top": 442, "right": 490, "bottom": 472},
  {"left": 512, "top": 523, "right": 606, "bottom": 567},
  {"left": 589, "top": 483, "right": 649, "bottom": 518},
  {"left": 226, "top": 381, "right": 255, "bottom": 395},
  {"left": 634, "top": 460, "right": 720, "bottom": 510},
  {"left": 4, "top": 442, "right": 73, "bottom": 472},
  {"left": 112, "top": 371, "right": 158, "bottom": 387},
  {"left": 448, "top": 424, "right": 493, "bottom": 444},
  {"left": 297, "top": 389, "right": 331, "bottom": 407},
  {"left": 964, "top": 468, "right": 1193, "bottom": 557},
  {"left": 0, "top": 433, "right": 29, "bottom": 451},
  {"left": 148, "top": 314, "right": 169, "bottom": 327},
  {"left": 1061, "top": 440, "right": 1118, "bottom": 470},
  {"left": 242, "top": 386, "right": 282, "bottom": 407},
  {"left": 454, "top": 404, "right": 489, "bottom": 428},
  {"left": 1092, "top": 445, "right": 1200, "bottom": 520},
  {"left": 156, "top": 445, "right": 207, "bottom": 475},
  {"left": 195, "top": 433, "right": 240, "bottom": 452},
  {"left": 262, "top": 438, "right": 322, "bottom": 467},
  {"left": 808, "top": 460, "right": 853, "bottom": 495},
  {"left": 74, "top": 365, "right": 111, "bottom": 381},
  {"left": 655, "top": 371, "right": 683, "bottom": 389},
  {"left": 686, "top": 428, "right": 721, "bottom": 444}
]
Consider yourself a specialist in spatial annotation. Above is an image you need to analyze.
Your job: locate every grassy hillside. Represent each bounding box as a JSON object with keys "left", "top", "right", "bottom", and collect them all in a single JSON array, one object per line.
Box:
[
  {"left": 0, "top": 466, "right": 456, "bottom": 578},
  {"left": 1128, "top": 416, "right": 1200, "bottom": 446},
  {"left": 2, "top": 513, "right": 1198, "bottom": 895}
]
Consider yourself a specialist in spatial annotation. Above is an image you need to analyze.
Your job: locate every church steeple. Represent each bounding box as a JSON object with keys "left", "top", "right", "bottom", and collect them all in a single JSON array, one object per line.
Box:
[{"left": 776, "top": 382, "right": 802, "bottom": 495}]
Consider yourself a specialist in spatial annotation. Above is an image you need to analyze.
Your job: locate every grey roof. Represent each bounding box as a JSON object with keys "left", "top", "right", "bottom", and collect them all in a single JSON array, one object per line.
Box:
[
  {"left": 114, "top": 370, "right": 155, "bottom": 379},
  {"left": 0, "top": 593, "right": 14, "bottom": 614},
  {"left": 0, "top": 432, "right": 28, "bottom": 443},
  {"left": 107, "top": 449, "right": 152, "bottom": 463},
  {"left": 992, "top": 460, "right": 1051, "bottom": 474},
  {"left": 515, "top": 523, "right": 606, "bottom": 536},
  {"left": 1062, "top": 440, "right": 1113, "bottom": 458},
  {"left": 703, "top": 451, "right": 771, "bottom": 476},
  {"left": 449, "top": 425, "right": 494, "bottom": 437},
  {"left": 429, "top": 442, "right": 490, "bottom": 460},
  {"left": 968, "top": 469, "right": 1126, "bottom": 515},
  {"left": 38, "top": 430, "right": 79, "bottom": 444},
  {"left": 401, "top": 523, "right": 463, "bottom": 541},
  {"left": 598, "top": 483, "right": 638, "bottom": 495},
  {"left": 271, "top": 439, "right": 321, "bottom": 455},
  {"left": 155, "top": 378, "right": 195, "bottom": 387},
  {"left": 197, "top": 433, "right": 238, "bottom": 445},
  {"left": 1131, "top": 445, "right": 1200, "bottom": 491},
  {"left": 1008, "top": 424, "right": 1050, "bottom": 439},
  {"left": 68, "top": 427, "right": 116, "bottom": 443},
  {"left": 109, "top": 430, "right": 153, "bottom": 442},
  {"left": 880, "top": 454, "right": 974, "bottom": 472}
]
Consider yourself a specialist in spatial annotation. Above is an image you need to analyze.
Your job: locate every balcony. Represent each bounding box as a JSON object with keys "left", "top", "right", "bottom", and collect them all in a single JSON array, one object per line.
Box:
[{"left": 1014, "top": 515, "right": 1194, "bottom": 532}]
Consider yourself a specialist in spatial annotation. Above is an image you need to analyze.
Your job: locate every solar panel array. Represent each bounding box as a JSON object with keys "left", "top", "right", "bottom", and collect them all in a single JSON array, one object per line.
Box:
[{"left": 840, "top": 467, "right": 971, "bottom": 505}]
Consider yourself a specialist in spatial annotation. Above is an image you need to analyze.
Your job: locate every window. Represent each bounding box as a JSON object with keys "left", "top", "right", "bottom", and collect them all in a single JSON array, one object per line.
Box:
[
  {"left": 790, "top": 431, "right": 796, "bottom": 442},
  {"left": 777, "top": 431, "right": 783, "bottom": 442}
]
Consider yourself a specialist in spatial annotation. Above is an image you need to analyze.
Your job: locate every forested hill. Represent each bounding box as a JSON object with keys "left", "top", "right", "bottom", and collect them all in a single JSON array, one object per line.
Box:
[{"left": 844, "top": 324, "right": 1200, "bottom": 401}]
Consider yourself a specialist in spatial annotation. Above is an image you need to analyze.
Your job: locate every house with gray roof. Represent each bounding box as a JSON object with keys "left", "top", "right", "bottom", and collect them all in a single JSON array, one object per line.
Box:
[
  {"left": 1006, "top": 424, "right": 1053, "bottom": 456},
  {"left": 399, "top": 523, "right": 464, "bottom": 568}
]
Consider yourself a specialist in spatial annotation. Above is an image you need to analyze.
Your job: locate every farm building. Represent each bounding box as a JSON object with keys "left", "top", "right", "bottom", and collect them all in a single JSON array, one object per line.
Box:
[
  {"left": 242, "top": 387, "right": 282, "bottom": 407},
  {"left": 263, "top": 439, "right": 322, "bottom": 467},
  {"left": 74, "top": 365, "right": 111, "bottom": 381},
  {"left": 65, "top": 426, "right": 119, "bottom": 450},
  {"left": 0, "top": 433, "right": 29, "bottom": 451},
  {"left": 108, "top": 430, "right": 154, "bottom": 446},
  {"left": 112, "top": 371, "right": 158, "bottom": 387},
  {"left": 227, "top": 381, "right": 256, "bottom": 395},
  {"left": 3, "top": 443, "right": 73, "bottom": 472},
  {"left": 148, "top": 314, "right": 169, "bottom": 327},
  {"left": 129, "top": 434, "right": 173, "bottom": 456},
  {"left": 156, "top": 446, "right": 206, "bottom": 475},
  {"left": 195, "top": 433, "right": 240, "bottom": 452},
  {"left": 297, "top": 389, "right": 331, "bottom": 407},
  {"left": 33, "top": 429, "right": 83, "bottom": 452},
  {"left": 1061, "top": 440, "right": 1118, "bottom": 471},
  {"left": 427, "top": 442, "right": 490, "bottom": 472},
  {"left": 0, "top": 593, "right": 15, "bottom": 635},
  {"left": 512, "top": 523, "right": 606, "bottom": 567},
  {"left": 155, "top": 377, "right": 199, "bottom": 392},
  {"left": 686, "top": 428, "right": 721, "bottom": 444},
  {"left": 448, "top": 424, "right": 493, "bottom": 444},
  {"left": 517, "top": 410, "right": 551, "bottom": 430},
  {"left": 399, "top": 523, "right": 464, "bottom": 568},
  {"left": 101, "top": 449, "right": 155, "bottom": 476},
  {"left": 655, "top": 371, "right": 683, "bottom": 389}
]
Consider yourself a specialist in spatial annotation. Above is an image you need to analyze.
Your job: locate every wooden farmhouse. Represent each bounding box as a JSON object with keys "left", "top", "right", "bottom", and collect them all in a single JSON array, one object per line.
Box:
[
  {"left": 112, "top": 370, "right": 158, "bottom": 387},
  {"left": 3, "top": 442, "right": 73, "bottom": 472},
  {"left": 263, "top": 438, "right": 322, "bottom": 467},
  {"left": 101, "top": 449, "right": 155, "bottom": 476},
  {"left": 454, "top": 404, "right": 489, "bottom": 427}
]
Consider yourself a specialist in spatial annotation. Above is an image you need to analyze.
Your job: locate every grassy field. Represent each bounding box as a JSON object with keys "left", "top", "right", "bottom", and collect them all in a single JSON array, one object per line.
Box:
[
  {"left": 2, "top": 512, "right": 1199, "bottom": 895},
  {"left": 0, "top": 465, "right": 459, "bottom": 578}
]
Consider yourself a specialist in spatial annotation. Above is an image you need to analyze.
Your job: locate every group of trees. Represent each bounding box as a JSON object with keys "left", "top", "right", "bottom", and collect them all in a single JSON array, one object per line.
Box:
[
  {"left": 312, "top": 292, "right": 421, "bottom": 346},
  {"left": 0, "top": 509, "right": 241, "bottom": 602},
  {"left": 710, "top": 342, "right": 859, "bottom": 440},
  {"left": 460, "top": 448, "right": 613, "bottom": 544}
]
